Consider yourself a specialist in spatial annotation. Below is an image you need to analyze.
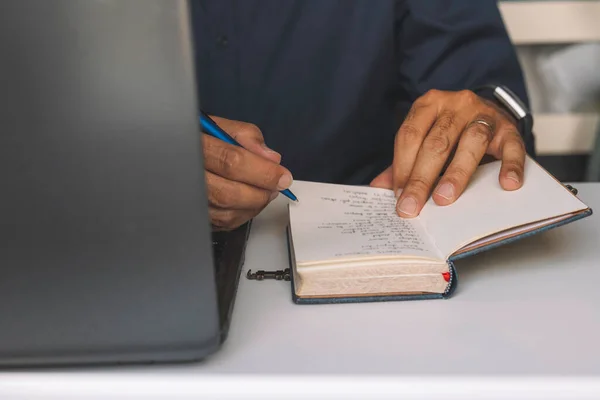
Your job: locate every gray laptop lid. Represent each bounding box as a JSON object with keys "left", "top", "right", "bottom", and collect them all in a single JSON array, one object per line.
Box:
[{"left": 0, "top": 0, "right": 221, "bottom": 365}]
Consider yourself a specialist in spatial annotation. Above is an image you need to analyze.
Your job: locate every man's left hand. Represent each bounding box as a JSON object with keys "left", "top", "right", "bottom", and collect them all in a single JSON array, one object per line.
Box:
[{"left": 370, "top": 89, "right": 526, "bottom": 218}]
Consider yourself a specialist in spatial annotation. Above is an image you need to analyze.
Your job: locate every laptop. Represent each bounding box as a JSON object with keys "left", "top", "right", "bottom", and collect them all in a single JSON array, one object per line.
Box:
[{"left": 0, "top": 0, "right": 249, "bottom": 366}]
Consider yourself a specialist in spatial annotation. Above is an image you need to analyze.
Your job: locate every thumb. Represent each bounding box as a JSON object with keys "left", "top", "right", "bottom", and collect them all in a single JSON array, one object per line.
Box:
[
  {"left": 369, "top": 165, "right": 393, "bottom": 189},
  {"left": 210, "top": 116, "right": 281, "bottom": 164}
]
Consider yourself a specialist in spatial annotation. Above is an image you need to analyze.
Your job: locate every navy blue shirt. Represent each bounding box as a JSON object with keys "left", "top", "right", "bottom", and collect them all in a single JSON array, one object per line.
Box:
[{"left": 191, "top": 0, "right": 529, "bottom": 185}]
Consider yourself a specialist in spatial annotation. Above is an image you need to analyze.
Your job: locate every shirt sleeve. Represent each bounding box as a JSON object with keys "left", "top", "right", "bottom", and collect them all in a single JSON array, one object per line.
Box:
[{"left": 395, "top": 0, "right": 529, "bottom": 107}]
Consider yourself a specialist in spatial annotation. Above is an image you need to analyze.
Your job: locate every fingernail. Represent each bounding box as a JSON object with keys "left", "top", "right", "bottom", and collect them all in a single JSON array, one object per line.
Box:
[
  {"left": 397, "top": 196, "right": 417, "bottom": 216},
  {"left": 395, "top": 189, "right": 402, "bottom": 199},
  {"left": 278, "top": 174, "right": 293, "bottom": 190},
  {"left": 507, "top": 171, "right": 520, "bottom": 183},
  {"left": 269, "top": 192, "right": 279, "bottom": 201},
  {"left": 435, "top": 183, "right": 454, "bottom": 200}
]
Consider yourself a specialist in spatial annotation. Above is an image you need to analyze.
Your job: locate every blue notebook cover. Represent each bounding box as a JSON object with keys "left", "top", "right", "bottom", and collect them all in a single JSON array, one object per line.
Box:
[{"left": 288, "top": 200, "right": 592, "bottom": 305}]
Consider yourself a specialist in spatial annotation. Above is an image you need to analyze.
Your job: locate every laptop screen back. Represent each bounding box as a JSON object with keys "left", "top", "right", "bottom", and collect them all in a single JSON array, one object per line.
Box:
[{"left": 0, "top": 0, "right": 221, "bottom": 365}]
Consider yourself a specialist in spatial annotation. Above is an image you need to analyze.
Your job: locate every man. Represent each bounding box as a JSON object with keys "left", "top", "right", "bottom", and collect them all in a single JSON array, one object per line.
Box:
[{"left": 190, "top": 1, "right": 533, "bottom": 231}]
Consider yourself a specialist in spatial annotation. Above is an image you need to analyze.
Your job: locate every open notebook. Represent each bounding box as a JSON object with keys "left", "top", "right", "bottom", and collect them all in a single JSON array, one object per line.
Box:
[{"left": 286, "top": 157, "right": 592, "bottom": 303}]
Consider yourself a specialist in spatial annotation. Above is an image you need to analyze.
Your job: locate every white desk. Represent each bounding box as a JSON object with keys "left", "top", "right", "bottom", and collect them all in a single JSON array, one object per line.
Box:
[{"left": 2, "top": 184, "right": 600, "bottom": 399}]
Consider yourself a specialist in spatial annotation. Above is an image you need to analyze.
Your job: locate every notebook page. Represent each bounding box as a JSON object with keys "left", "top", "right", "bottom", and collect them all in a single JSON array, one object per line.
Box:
[
  {"left": 455, "top": 214, "right": 571, "bottom": 256},
  {"left": 417, "top": 157, "right": 589, "bottom": 258},
  {"left": 287, "top": 181, "right": 444, "bottom": 264}
]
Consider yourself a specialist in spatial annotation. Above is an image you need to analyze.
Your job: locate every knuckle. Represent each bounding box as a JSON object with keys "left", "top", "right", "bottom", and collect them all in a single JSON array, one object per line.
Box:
[
  {"left": 256, "top": 189, "right": 272, "bottom": 207},
  {"left": 216, "top": 210, "right": 240, "bottom": 229},
  {"left": 497, "top": 120, "right": 516, "bottom": 135},
  {"left": 406, "top": 176, "right": 432, "bottom": 195},
  {"left": 202, "top": 135, "right": 221, "bottom": 159},
  {"left": 263, "top": 190, "right": 273, "bottom": 205},
  {"left": 397, "top": 123, "right": 424, "bottom": 144},
  {"left": 224, "top": 213, "right": 240, "bottom": 227},
  {"left": 458, "top": 89, "right": 479, "bottom": 104},
  {"left": 423, "top": 133, "right": 451, "bottom": 155},
  {"left": 465, "top": 124, "right": 492, "bottom": 145},
  {"left": 209, "top": 183, "right": 237, "bottom": 209},
  {"left": 417, "top": 89, "right": 440, "bottom": 105},
  {"left": 236, "top": 122, "right": 264, "bottom": 143},
  {"left": 210, "top": 209, "right": 231, "bottom": 229},
  {"left": 482, "top": 105, "right": 498, "bottom": 118},
  {"left": 217, "top": 147, "right": 242, "bottom": 174},
  {"left": 446, "top": 165, "right": 470, "bottom": 183},
  {"left": 512, "top": 136, "right": 526, "bottom": 151},
  {"left": 424, "top": 89, "right": 441, "bottom": 99},
  {"left": 435, "top": 111, "right": 456, "bottom": 133},
  {"left": 503, "top": 135, "right": 526, "bottom": 153},
  {"left": 413, "top": 95, "right": 430, "bottom": 108},
  {"left": 244, "top": 123, "right": 262, "bottom": 136},
  {"left": 260, "top": 166, "right": 282, "bottom": 189}
]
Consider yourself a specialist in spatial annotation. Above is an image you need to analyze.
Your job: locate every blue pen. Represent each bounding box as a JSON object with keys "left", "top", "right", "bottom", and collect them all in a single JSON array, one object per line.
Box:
[{"left": 199, "top": 111, "right": 298, "bottom": 202}]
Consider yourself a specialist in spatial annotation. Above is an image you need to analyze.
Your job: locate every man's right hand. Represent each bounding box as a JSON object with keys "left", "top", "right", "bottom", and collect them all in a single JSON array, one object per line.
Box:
[{"left": 202, "top": 116, "right": 293, "bottom": 231}]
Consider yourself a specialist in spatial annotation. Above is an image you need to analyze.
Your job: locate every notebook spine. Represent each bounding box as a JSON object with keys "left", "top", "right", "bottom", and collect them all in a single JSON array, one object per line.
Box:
[{"left": 442, "top": 261, "right": 457, "bottom": 298}]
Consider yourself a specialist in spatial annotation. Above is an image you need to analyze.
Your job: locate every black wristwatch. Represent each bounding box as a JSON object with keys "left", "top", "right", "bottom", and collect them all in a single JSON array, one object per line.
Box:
[{"left": 473, "top": 84, "right": 535, "bottom": 156}]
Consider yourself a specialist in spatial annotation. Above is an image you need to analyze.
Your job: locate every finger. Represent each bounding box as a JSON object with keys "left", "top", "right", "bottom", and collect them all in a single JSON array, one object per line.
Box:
[
  {"left": 432, "top": 116, "right": 495, "bottom": 205},
  {"left": 393, "top": 102, "right": 437, "bottom": 194},
  {"left": 205, "top": 170, "right": 276, "bottom": 211},
  {"left": 202, "top": 135, "right": 293, "bottom": 192},
  {"left": 396, "top": 110, "right": 467, "bottom": 218},
  {"left": 369, "top": 166, "right": 393, "bottom": 189},
  {"left": 497, "top": 130, "right": 526, "bottom": 191},
  {"left": 210, "top": 207, "right": 263, "bottom": 231},
  {"left": 210, "top": 116, "right": 281, "bottom": 163}
]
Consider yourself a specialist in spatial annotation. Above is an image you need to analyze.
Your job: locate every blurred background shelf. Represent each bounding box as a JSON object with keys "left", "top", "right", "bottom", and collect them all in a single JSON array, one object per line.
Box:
[
  {"left": 533, "top": 113, "right": 598, "bottom": 154},
  {"left": 498, "top": 1, "right": 600, "bottom": 180},
  {"left": 499, "top": 1, "right": 600, "bottom": 44}
]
